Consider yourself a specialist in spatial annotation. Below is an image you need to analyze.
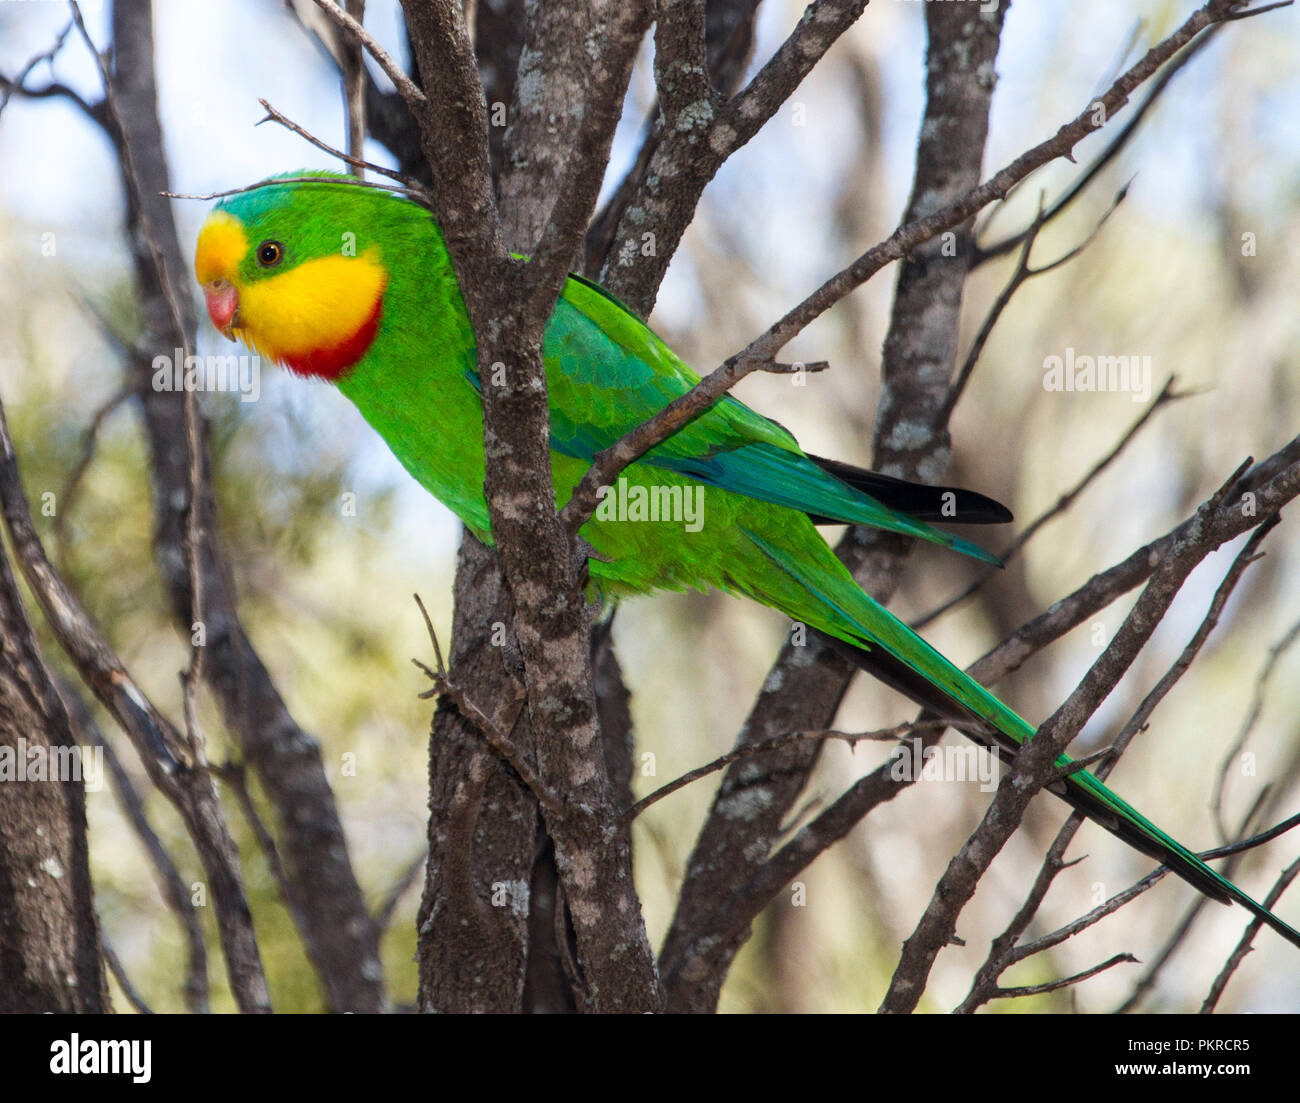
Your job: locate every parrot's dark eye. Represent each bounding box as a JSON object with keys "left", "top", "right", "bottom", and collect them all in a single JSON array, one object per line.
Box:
[{"left": 257, "top": 240, "right": 284, "bottom": 267}]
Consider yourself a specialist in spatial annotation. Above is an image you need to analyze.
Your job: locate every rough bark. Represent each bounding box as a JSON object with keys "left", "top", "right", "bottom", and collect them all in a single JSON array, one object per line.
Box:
[
  {"left": 399, "top": 0, "right": 661, "bottom": 1011},
  {"left": 0, "top": 538, "right": 109, "bottom": 1013},
  {"left": 418, "top": 536, "right": 537, "bottom": 1012},
  {"left": 596, "top": 0, "right": 870, "bottom": 316}
]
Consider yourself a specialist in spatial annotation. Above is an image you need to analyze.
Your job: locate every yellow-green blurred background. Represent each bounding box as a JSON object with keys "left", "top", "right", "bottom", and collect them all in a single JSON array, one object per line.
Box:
[{"left": 1, "top": 0, "right": 1298, "bottom": 1011}]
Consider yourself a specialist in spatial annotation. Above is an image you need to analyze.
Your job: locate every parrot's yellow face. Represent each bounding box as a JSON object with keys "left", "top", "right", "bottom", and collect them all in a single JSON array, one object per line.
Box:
[{"left": 194, "top": 200, "right": 388, "bottom": 380}]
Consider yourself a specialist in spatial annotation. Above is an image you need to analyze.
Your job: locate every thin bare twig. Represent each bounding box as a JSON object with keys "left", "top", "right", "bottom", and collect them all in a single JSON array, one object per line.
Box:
[
  {"left": 411, "top": 594, "right": 558, "bottom": 817},
  {"left": 943, "top": 196, "right": 1053, "bottom": 422},
  {"left": 1113, "top": 789, "right": 1267, "bottom": 1014},
  {"left": 1224, "top": 0, "right": 1294, "bottom": 21},
  {"left": 162, "top": 175, "right": 427, "bottom": 204},
  {"left": 1202, "top": 811, "right": 1300, "bottom": 860},
  {"left": 994, "top": 952, "right": 1139, "bottom": 1000},
  {"left": 1212, "top": 617, "right": 1300, "bottom": 842},
  {"left": 0, "top": 17, "right": 73, "bottom": 107},
  {"left": 310, "top": 0, "right": 427, "bottom": 112},
  {"left": 1049, "top": 742, "right": 1124, "bottom": 783},
  {"left": 1201, "top": 851, "right": 1300, "bottom": 1013},
  {"left": 0, "top": 17, "right": 101, "bottom": 122},
  {"left": 624, "top": 720, "right": 949, "bottom": 823},
  {"left": 953, "top": 813, "right": 1090, "bottom": 1013},
  {"left": 969, "top": 3, "right": 1300, "bottom": 265},
  {"left": 102, "top": 938, "right": 154, "bottom": 1014},
  {"left": 255, "top": 98, "right": 423, "bottom": 192},
  {"left": 971, "top": 27, "right": 1218, "bottom": 266},
  {"left": 914, "top": 375, "right": 1188, "bottom": 631},
  {"left": 941, "top": 183, "right": 1131, "bottom": 421},
  {"left": 50, "top": 388, "right": 131, "bottom": 565},
  {"left": 967, "top": 440, "right": 1299, "bottom": 688},
  {"left": 1020, "top": 870, "right": 1173, "bottom": 961},
  {"left": 1012, "top": 811, "right": 1300, "bottom": 965},
  {"left": 879, "top": 457, "right": 1288, "bottom": 1013},
  {"left": 956, "top": 518, "right": 1277, "bottom": 1012}
]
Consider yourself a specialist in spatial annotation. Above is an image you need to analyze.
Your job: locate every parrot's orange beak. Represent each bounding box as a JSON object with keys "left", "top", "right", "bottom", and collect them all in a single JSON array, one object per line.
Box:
[{"left": 203, "top": 279, "right": 240, "bottom": 341}]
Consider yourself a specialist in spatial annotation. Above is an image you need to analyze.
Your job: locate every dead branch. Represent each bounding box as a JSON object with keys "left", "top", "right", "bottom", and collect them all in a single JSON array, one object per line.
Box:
[
  {"left": 58, "top": 679, "right": 209, "bottom": 1013},
  {"left": 0, "top": 398, "right": 271, "bottom": 1013},
  {"left": 1212, "top": 617, "right": 1300, "bottom": 841},
  {"left": 879, "top": 463, "right": 1289, "bottom": 1013},
  {"left": 624, "top": 720, "right": 949, "bottom": 823},
  {"left": 956, "top": 519, "right": 1278, "bottom": 1012}
]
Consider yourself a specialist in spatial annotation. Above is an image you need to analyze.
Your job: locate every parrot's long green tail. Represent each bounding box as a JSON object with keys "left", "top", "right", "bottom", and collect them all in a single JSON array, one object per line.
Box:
[{"left": 743, "top": 529, "right": 1300, "bottom": 951}]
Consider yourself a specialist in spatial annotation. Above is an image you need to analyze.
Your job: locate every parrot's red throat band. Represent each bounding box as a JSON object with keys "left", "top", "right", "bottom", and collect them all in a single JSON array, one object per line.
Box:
[{"left": 279, "top": 294, "right": 384, "bottom": 382}]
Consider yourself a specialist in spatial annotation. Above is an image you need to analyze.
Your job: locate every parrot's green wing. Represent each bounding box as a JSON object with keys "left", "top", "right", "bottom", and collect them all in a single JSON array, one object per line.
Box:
[{"left": 536, "top": 276, "right": 1005, "bottom": 566}]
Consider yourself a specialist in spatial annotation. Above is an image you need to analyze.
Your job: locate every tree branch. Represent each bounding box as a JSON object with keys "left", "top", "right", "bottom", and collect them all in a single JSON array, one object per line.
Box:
[
  {"left": 0, "top": 397, "right": 271, "bottom": 1013},
  {"left": 398, "top": 0, "right": 662, "bottom": 1012},
  {"left": 560, "top": 0, "right": 1254, "bottom": 539},
  {"left": 660, "top": 2, "right": 1008, "bottom": 1010},
  {"left": 94, "top": 0, "right": 385, "bottom": 1013},
  {"left": 1201, "top": 850, "right": 1300, "bottom": 1012},
  {"left": 58, "top": 679, "right": 209, "bottom": 1013},
  {"left": 956, "top": 519, "right": 1278, "bottom": 1012},
  {"left": 878, "top": 461, "right": 1293, "bottom": 1013}
]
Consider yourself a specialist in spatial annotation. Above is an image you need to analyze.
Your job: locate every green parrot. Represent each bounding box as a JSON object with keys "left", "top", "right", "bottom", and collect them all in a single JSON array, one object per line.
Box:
[{"left": 193, "top": 172, "right": 1300, "bottom": 950}]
